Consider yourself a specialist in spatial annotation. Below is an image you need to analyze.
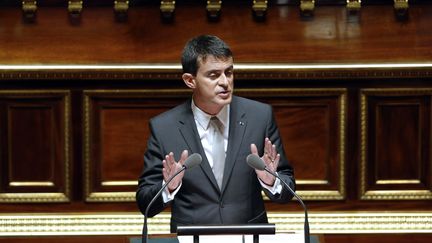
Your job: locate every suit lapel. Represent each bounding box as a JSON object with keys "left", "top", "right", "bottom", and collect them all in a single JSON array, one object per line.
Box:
[
  {"left": 221, "top": 97, "right": 247, "bottom": 194},
  {"left": 178, "top": 101, "right": 220, "bottom": 192}
]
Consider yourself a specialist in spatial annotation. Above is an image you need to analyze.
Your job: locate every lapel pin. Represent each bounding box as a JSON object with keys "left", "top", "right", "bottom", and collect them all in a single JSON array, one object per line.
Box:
[{"left": 239, "top": 121, "right": 245, "bottom": 126}]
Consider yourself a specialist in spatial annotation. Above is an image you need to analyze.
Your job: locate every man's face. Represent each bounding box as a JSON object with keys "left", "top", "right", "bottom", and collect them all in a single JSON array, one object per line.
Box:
[{"left": 190, "top": 55, "right": 234, "bottom": 115}]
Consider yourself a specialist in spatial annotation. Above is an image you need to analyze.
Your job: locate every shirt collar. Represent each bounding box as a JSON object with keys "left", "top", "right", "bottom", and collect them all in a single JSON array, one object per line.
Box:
[{"left": 191, "top": 100, "right": 229, "bottom": 131}]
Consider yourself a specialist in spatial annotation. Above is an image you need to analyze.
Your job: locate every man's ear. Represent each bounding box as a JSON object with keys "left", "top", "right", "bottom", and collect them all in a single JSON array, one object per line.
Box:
[{"left": 182, "top": 73, "right": 195, "bottom": 89}]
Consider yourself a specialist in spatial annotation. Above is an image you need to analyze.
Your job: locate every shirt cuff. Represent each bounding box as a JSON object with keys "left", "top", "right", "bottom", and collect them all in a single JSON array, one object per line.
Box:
[
  {"left": 259, "top": 173, "right": 283, "bottom": 195},
  {"left": 161, "top": 180, "right": 182, "bottom": 203}
]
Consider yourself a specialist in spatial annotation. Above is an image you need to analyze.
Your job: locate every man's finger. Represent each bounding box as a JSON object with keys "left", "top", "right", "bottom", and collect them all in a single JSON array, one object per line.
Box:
[
  {"left": 162, "top": 160, "right": 170, "bottom": 174},
  {"left": 270, "top": 144, "right": 277, "bottom": 159},
  {"left": 179, "top": 150, "right": 189, "bottom": 166},
  {"left": 273, "top": 154, "right": 280, "bottom": 169},
  {"left": 250, "top": 143, "right": 258, "bottom": 155},
  {"left": 162, "top": 168, "right": 168, "bottom": 180}
]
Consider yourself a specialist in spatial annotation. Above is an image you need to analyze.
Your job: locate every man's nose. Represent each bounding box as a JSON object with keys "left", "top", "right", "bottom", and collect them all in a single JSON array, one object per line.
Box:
[{"left": 218, "top": 74, "right": 229, "bottom": 86}]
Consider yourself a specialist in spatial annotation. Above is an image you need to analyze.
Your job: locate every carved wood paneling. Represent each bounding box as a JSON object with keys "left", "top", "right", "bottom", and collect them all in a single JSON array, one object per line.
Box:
[
  {"left": 83, "top": 90, "right": 191, "bottom": 202},
  {"left": 237, "top": 88, "right": 347, "bottom": 200},
  {"left": 0, "top": 90, "right": 71, "bottom": 203},
  {"left": 1, "top": 5, "right": 432, "bottom": 65},
  {"left": 360, "top": 89, "right": 432, "bottom": 200}
]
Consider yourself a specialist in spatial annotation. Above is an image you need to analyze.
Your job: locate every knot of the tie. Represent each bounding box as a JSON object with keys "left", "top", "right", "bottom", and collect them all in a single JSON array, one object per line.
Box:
[{"left": 210, "top": 116, "right": 224, "bottom": 133}]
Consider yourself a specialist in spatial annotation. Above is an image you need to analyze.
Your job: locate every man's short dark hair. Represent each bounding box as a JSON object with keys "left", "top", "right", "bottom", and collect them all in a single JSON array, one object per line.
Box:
[{"left": 181, "top": 35, "right": 233, "bottom": 75}]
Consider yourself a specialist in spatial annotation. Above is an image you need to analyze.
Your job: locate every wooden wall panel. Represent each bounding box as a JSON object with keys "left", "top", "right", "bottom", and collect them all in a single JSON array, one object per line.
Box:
[
  {"left": 360, "top": 89, "right": 432, "bottom": 200},
  {"left": 0, "top": 91, "right": 71, "bottom": 203},
  {"left": 237, "top": 89, "right": 347, "bottom": 200},
  {"left": 1, "top": 5, "right": 432, "bottom": 65},
  {"left": 83, "top": 90, "right": 191, "bottom": 202}
]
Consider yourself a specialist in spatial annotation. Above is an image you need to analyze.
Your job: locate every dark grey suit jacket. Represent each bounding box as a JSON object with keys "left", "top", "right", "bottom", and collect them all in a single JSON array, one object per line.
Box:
[{"left": 136, "top": 96, "right": 295, "bottom": 232}]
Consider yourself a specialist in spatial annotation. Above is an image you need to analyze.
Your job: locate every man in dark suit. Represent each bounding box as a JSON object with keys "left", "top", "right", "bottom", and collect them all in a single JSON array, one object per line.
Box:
[{"left": 136, "top": 35, "right": 296, "bottom": 232}]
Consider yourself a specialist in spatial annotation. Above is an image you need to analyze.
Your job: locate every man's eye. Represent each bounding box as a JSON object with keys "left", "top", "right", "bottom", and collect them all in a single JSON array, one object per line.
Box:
[{"left": 209, "top": 73, "right": 219, "bottom": 78}]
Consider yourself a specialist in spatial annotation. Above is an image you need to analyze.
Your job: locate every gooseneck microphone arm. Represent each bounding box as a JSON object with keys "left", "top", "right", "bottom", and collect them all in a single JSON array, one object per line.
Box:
[
  {"left": 142, "top": 153, "right": 202, "bottom": 243},
  {"left": 246, "top": 154, "right": 310, "bottom": 243}
]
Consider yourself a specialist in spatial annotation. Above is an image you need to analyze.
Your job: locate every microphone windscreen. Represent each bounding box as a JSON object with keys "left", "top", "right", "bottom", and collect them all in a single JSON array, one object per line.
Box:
[
  {"left": 184, "top": 153, "right": 202, "bottom": 169},
  {"left": 246, "top": 154, "right": 266, "bottom": 171}
]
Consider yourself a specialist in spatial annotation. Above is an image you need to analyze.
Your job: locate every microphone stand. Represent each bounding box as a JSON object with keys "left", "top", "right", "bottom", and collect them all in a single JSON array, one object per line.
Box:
[
  {"left": 263, "top": 168, "right": 310, "bottom": 243},
  {"left": 246, "top": 154, "right": 310, "bottom": 243},
  {"left": 142, "top": 166, "right": 186, "bottom": 243}
]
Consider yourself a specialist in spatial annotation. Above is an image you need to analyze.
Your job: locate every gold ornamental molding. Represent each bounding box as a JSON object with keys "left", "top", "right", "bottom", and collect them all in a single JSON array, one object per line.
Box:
[
  {"left": 114, "top": 0, "right": 129, "bottom": 21},
  {"left": 252, "top": 0, "right": 268, "bottom": 19},
  {"left": 0, "top": 90, "right": 72, "bottom": 203},
  {"left": 300, "top": 0, "right": 315, "bottom": 16},
  {"left": 68, "top": 1, "right": 83, "bottom": 15},
  {"left": 21, "top": 0, "right": 37, "bottom": 21},
  {"left": 206, "top": 0, "right": 222, "bottom": 20},
  {"left": 114, "top": 0, "right": 129, "bottom": 12},
  {"left": 1, "top": 63, "right": 432, "bottom": 80},
  {"left": 360, "top": 88, "right": 432, "bottom": 200},
  {"left": 347, "top": 0, "right": 361, "bottom": 12},
  {"left": 160, "top": 0, "right": 175, "bottom": 20},
  {"left": 394, "top": 0, "right": 409, "bottom": 19},
  {"left": 394, "top": 0, "right": 409, "bottom": 11},
  {"left": 0, "top": 212, "right": 431, "bottom": 236},
  {"left": 22, "top": 0, "right": 37, "bottom": 12}
]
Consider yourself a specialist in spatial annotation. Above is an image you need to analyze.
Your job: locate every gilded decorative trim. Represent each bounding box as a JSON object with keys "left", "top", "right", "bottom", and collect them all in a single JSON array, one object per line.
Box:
[
  {"left": 347, "top": 0, "right": 361, "bottom": 11},
  {"left": 252, "top": 0, "right": 268, "bottom": 18},
  {"left": 68, "top": 1, "right": 83, "bottom": 14},
  {"left": 0, "top": 212, "right": 431, "bottom": 236},
  {"left": 64, "top": 92, "right": 71, "bottom": 202},
  {"left": 160, "top": 0, "right": 175, "bottom": 19},
  {"left": 360, "top": 88, "right": 432, "bottom": 200},
  {"left": 83, "top": 93, "right": 92, "bottom": 202},
  {"left": 1, "top": 63, "right": 432, "bottom": 80},
  {"left": 114, "top": 0, "right": 129, "bottom": 12},
  {"left": 394, "top": 0, "right": 409, "bottom": 10},
  {"left": 376, "top": 179, "right": 421, "bottom": 185},
  {"left": 207, "top": 0, "right": 222, "bottom": 13},
  {"left": 0, "top": 90, "right": 71, "bottom": 203},
  {"left": 300, "top": 0, "right": 315, "bottom": 14},
  {"left": 101, "top": 181, "right": 138, "bottom": 186},
  {"left": 339, "top": 91, "right": 347, "bottom": 200},
  {"left": 9, "top": 182, "right": 55, "bottom": 187},
  {"left": 297, "top": 180, "right": 329, "bottom": 185},
  {"left": 296, "top": 190, "right": 344, "bottom": 200},
  {"left": 160, "top": 0, "right": 175, "bottom": 12},
  {"left": 0, "top": 193, "right": 69, "bottom": 203},
  {"left": 238, "top": 88, "right": 347, "bottom": 201},
  {"left": 21, "top": 1, "right": 37, "bottom": 22},
  {"left": 87, "top": 192, "right": 136, "bottom": 202},
  {"left": 22, "top": 0, "right": 37, "bottom": 12},
  {"left": 83, "top": 89, "right": 192, "bottom": 202}
]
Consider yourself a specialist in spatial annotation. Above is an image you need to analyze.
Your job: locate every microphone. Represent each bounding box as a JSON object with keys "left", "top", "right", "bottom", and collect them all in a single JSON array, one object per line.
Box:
[
  {"left": 142, "top": 153, "right": 202, "bottom": 243},
  {"left": 246, "top": 154, "right": 310, "bottom": 243}
]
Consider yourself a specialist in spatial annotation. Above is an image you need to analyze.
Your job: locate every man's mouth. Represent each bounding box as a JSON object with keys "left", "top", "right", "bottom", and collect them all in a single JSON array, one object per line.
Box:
[
  {"left": 218, "top": 90, "right": 230, "bottom": 94},
  {"left": 217, "top": 90, "right": 230, "bottom": 98}
]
